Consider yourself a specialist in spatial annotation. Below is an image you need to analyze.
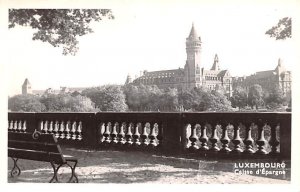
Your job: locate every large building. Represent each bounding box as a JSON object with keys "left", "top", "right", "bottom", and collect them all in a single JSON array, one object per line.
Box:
[
  {"left": 232, "top": 58, "right": 292, "bottom": 95},
  {"left": 127, "top": 24, "right": 232, "bottom": 96}
]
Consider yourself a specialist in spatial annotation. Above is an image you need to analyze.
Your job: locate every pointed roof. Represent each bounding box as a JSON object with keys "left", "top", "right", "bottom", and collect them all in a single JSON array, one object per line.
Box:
[
  {"left": 275, "top": 58, "right": 286, "bottom": 74},
  {"left": 188, "top": 23, "right": 199, "bottom": 40},
  {"left": 125, "top": 74, "right": 132, "bottom": 84},
  {"left": 22, "top": 78, "right": 31, "bottom": 86},
  {"left": 214, "top": 54, "right": 219, "bottom": 62},
  {"left": 211, "top": 54, "right": 220, "bottom": 71}
]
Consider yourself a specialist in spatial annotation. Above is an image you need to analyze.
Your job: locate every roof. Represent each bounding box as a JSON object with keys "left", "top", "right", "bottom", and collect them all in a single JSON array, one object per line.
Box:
[
  {"left": 254, "top": 70, "right": 276, "bottom": 78},
  {"left": 187, "top": 23, "right": 200, "bottom": 40},
  {"left": 134, "top": 68, "right": 184, "bottom": 81},
  {"left": 203, "top": 69, "right": 229, "bottom": 77},
  {"left": 22, "top": 78, "right": 31, "bottom": 86}
]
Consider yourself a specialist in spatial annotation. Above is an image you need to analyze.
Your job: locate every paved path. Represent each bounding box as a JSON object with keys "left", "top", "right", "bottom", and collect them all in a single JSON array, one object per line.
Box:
[{"left": 8, "top": 148, "right": 290, "bottom": 184}]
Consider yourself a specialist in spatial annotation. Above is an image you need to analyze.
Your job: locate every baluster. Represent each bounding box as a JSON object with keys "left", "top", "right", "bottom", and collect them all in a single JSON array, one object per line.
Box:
[
  {"left": 220, "top": 123, "right": 231, "bottom": 153},
  {"left": 65, "top": 121, "right": 71, "bottom": 140},
  {"left": 111, "top": 122, "right": 119, "bottom": 144},
  {"left": 118, "top": 122, "right": 126, "bottom": 145},
  {"left": 22, "top": 121, "right": 27, "bottom": 132},
  {"left": 48, "top": 121, "right": 53, "bottom": 133},
  {"left": 14, "top": 121, "right": 18, "bottom": 132},
  {"left": 199, "top": 123, "right": 209, "bottom": 151},
  {"left": 54, "top": 121, "right": 59, "bottom": 138},
  {"left": 141, "top": 122, "right": 149, "bottom": 147},
  {"left": 189, "top": 123, "right": 199, "bottom": 151},
  {"left": 209, "top": 123, "right": 220, "bottom": 152},
  {"left": 256, "top": 120, "right": 267, "bottom": 154},
  {"left": 71, "top": 121, "right": 77, "bottom": 140},
  {"left": 44, "top": 121, "right": 48, "bottom": 134},
  {"left": 59, "top": 121, "right": 65, "bottom": 139},
  {"left": 125, "top": 122, "right": 133, "bottom": 146},
  {"left": 9, "top": 120, "right": 13, "bottom": 131},
  {"left": 232, "top": 123, "right": 243, "bottom": 153},
  {"left": 76, "top": 121, "right": 82, "bottom": 141},
  {"left": 268, "top": 122, "right": 280, "bottom": 155},
  {"left": 156, "top": 123, "right": 163, "bottom": 148},
  {"left": 103, "top": 122, "right": 111, "bottom": 144},
  {"left": 17, "top": 121, "right": 22, "bottom": 132},
  {"left": 148, "top": 123, "right": 157, "bottom": 147},
  {"left": 243, "top": 122, "right": 255, "bottom": 154},
  {"left": 132, "top": 123, "right": 141, "bottom": 146},
  {"left": 40, "top": 121, "right": 44, "bottom": 133}
]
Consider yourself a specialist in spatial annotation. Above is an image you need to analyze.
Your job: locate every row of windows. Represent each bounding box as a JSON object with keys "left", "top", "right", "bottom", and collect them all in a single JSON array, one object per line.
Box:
[
  {"left": 137, "top": 77, "right": 184, "bottom": 84},
  {"left": 145, "top": 72, "right": 176, "bottom": 77},
  {"left": 205, "top": 76, "right": 222, "bottom": 81}
]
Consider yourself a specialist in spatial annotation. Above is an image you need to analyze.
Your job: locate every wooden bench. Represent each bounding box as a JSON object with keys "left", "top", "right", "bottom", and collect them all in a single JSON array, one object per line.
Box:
[{"left": 8, "top": 131, "right": 79, "bottom": 183}]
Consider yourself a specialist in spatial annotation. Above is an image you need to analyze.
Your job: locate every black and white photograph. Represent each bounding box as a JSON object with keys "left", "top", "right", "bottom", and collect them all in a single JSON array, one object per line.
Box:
[{"left": 0, "top": 0, "right": 299, "bottom": 189}]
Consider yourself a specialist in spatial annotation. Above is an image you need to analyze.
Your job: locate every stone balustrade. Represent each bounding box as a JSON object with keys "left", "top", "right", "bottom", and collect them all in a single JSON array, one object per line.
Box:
[{"left": 8, "top": 112, "right": 291, "bottom": 159}]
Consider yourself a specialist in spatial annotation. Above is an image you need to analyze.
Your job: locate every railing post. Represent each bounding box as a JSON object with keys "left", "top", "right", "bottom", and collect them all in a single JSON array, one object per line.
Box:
[
  {"left": 279, "top": 113, "right": 291, "bottom": 159},
  {"left": 26, "top": 113, "right": 37, "bottom": 133},
  {"left": 82, "top": 113, "right": 98, "bottom": 149},
  {"left": 160, "top": 113, "right": 183, "bottom": 154}
]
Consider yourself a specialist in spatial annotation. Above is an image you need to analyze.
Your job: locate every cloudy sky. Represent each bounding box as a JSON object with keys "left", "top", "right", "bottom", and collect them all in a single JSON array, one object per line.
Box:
[{"left": 4, "top": 0, "right": 298, "bottom": 96}]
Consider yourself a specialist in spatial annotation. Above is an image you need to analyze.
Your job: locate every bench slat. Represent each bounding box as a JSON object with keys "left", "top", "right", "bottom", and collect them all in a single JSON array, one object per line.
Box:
[
  {"left": 8, "top": 148, "right": 65, "bottom": 164},
  {"left": 8, "top": 132, "right": 57, "bottom": 143},
  {"left": 8, "top": 140, "right": 61, "bottom": 153}
]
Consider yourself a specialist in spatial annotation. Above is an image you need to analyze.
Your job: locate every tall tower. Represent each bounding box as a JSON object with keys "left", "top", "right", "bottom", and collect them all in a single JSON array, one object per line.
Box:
[
  {"left": 211, "top": 54, "right": 220, "bottom": 71},
  {"left": 125, "top": 74, "right": 132, "bottom": 84},
  {"left": 22, "top": 78, "right": 32, "bottom": 95},
  {"left": 184, "top": 23, "right": 202, "bottom": 89}
]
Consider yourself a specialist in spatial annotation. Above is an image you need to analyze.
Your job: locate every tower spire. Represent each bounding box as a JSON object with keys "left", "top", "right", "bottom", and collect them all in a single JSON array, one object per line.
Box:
[
  {"left": 22, "top": 78, "right": 32, "bottom": 95},
  {"left": 188, "top": 22, "right": 200, "bottom": 40},
  {"left": 125, "top": 74, "right": 132, "bottom": 84},
  {"left": 211, "top": 54, "right": 220, "bottom": 70}
]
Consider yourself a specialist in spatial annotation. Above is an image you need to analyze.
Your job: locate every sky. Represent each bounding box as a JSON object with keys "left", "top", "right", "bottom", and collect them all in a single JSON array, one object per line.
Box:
[{"left": 4, "top": 1, "right": 298, "bottom": 96}]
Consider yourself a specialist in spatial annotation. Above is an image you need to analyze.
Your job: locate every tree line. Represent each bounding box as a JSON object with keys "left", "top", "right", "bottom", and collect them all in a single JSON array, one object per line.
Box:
[{"left": 8, "top": 83, "right": 290, "bottom": 113}]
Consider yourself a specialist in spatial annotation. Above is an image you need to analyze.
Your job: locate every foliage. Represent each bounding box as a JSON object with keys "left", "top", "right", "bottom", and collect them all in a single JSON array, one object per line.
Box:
[
  {"left": 178, "top": 87, "right": 232, "bottom": 112},
  {"left": 82, "top": 85, "right": 128, "bottom": 112},
  {"left": 9, "top": 9, "right": 114, "bottom": 55},
  {"left": 248, "top": 84, "right": 264, "bottom": 109},
  {"left": 159, "top": 88, "right": 179, "bottom": 111},
  {"left": 265, "top": 17, "right": 291, "bottom": 40},
  {"left": 123, "top": 84, "right": 160, "bottom": 111},
  {"left": 208, "top": 90, "right": 233, "bottom": 111},
  {"left": 40, "top": 93, "right": 96, "bottom": 112},
  {"left": 264, "top": 86, "right": 286, "bottom": 110},
  {"left": 230, "top": 86, "right": 248, "bottom": 109},
  {"left": 8, "top": 94, "right": 45, "bottom": 112}
]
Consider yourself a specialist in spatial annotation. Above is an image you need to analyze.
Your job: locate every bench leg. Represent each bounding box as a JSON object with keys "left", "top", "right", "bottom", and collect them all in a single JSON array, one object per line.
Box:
[
  {"left": 66, "top": 160, "right": 79, "bottom": 183},
  {"left": 49, "top": 161, "right": 59, "bottom": 183},
  {"left": 10, "top": 158, "right": 21, "bottom": 178},
  {"left": 49, "top": 161, "right": 78, "bottom": 183}
]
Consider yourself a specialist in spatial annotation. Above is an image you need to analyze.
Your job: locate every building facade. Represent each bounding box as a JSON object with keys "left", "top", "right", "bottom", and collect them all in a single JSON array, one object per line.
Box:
[
  {"left": 127, "top": 24, "right": 232, "bottom": 96},
  {"left": 232, "top": 58, "right": 292, "bottom": 95}
]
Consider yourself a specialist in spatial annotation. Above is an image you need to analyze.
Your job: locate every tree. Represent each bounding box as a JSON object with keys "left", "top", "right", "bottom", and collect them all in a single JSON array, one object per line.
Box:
[
  {"left": 178, "top": 87, "right": 232, "bottom": 112},
  {"left": 8, "top": 94, "right": 45, "bottom": 112},
  {"left": 9, "top": 9, "right": 114, "bottom": 55},
  {"left": 123, "top": 84, "right": 163, "bottom": 111},
  {"left": 231, "top": 86, "right": 248, "bottom": 109},
  {"left": 265, "top": 17, "right": 291, "bottom": 40},
  {"left": 82, "top": 85, "right": 128, "bottom": 112},
  {"left": 248, "top": 84, "right": 264, "bottom": 110},
  {"left": 159, "top": 88, "right": 179, "bottom": 111},
  {"left": 40, "top": 93, "right": 96, "bottom": 112},
  {"left": 208, "top": 90, "right": 233, "bottom": 111},
  {"left": 264, "top": 86, "right": 286, "bottom": 110},
  {"left": 178, "top": 89, "right": 195, "bottom": 111}
]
